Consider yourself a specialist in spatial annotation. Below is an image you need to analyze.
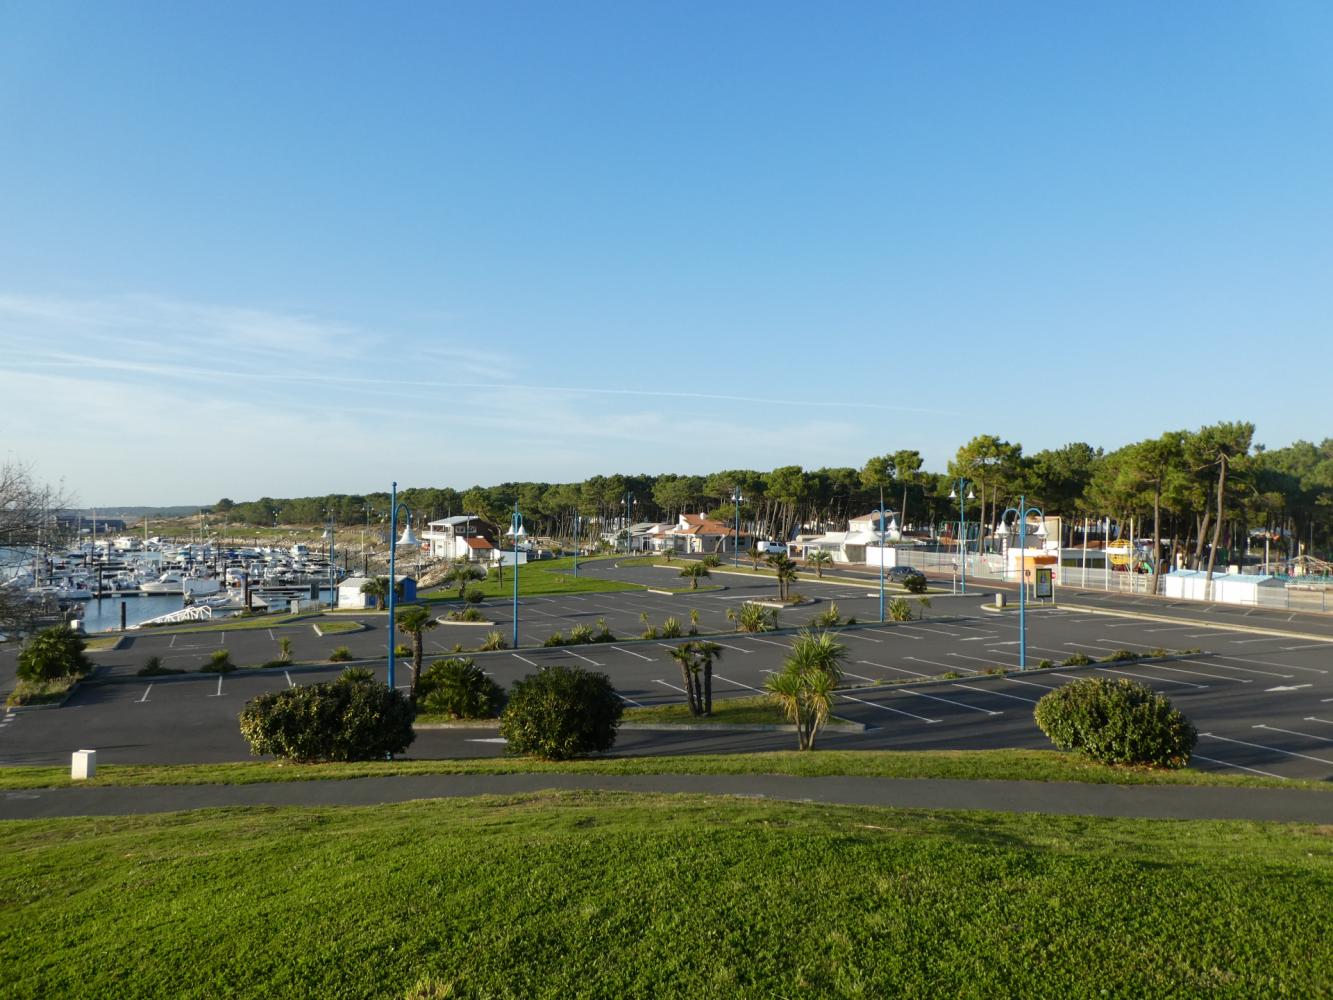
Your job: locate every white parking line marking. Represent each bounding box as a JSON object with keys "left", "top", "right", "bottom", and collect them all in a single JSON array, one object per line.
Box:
[
  {"left": 138, "top": 685, "right": 152, "bottom": 703},
  {"left": 1213, "top": 654, "right": 1326, "bottom": 676},
  {"left": 898, "top": 689, "right": 1002, "bottom": 716},
  {"left": 898, "top": 625, "right": 962, "bottom": 638},
  {"left": 1191, "top": 753, "right": 1287, "bottom": 779},
  {"left": 511, "top": 653, "right": 539, "bottom": 667},
  {"left": 268, "top": 629, "right": 275, "bottom": 640},
  {"left": 565, "top": 650, "right": 605, "bottom": 667},
  {"left": 747, "top": 637, "right": 790, "bottom": 648},
  {"left": 1254, "top": 724, "right": 1333, "bottom": 744},
  {"left": 615, "top": 692, "right": 646, "bottom": 707},
  {"left": 209, "top": 675, "right": 224, "bottom": 697},
  {"left": 866, "top": 629, "right": 920, "bottom": 640},
  {"left": 611, "top": 646, "right": 655, "bottom": 661},
  {"left": 284, "top": 671, "right": 295, "bottom": 688},
  {"left": 1096, "top": 667, "right": 1206, "bottom": 689},
  {"left": 169, "top": 635, "right": 177, "bottom": 648},
  {"left": 840, "top": 632, "right": 882, "bottom": 643},
  {"left": 1264, "top": 683, "right": 1312, "bottom": 692},
  {"left": 708, "top": 641, "right": 752, "bottom": 654},
  {"left": 857, "top": 659, "right": 931, "bottom": 678},
  {"left": 835, "top": 691, "right": 939, "bottom": 723},
  {"left": 1280, "top": 643, "right": 1332, "bottom": 651},
  {"left": 1185, "top": 659, "right": 1291, "bottom": 679},
  {"left": 1199, "top": 732, "right": 1333, "bottom": 765},
  {"left": 1148, "top": 663, "right": 1249, "bottom": 683},
  {"left": 1227, "top": 637, "right": 1276, "bottom": 644},
  {"left": 952, "top": 683, "right": 1037, "bottom": 704},
  {"left": 1305, "top": 717, "right": 1333, "bottom": 726},
  {"left": 1000, "top": 676, "right": 1061, "bottom": 691},
  {"left": 712, "top": 673, "right": 764, "bottom": 694},
  {"left": 842, "top": 671, "right": 879, "bottom": 684}
]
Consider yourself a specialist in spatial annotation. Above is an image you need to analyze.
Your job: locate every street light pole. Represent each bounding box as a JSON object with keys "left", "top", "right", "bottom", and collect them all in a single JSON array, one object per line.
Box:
[
  {"left": 731, "top": 486, "right": 745, "bottom": 567},
  {"left": 997, "top": 496, "right": 1045, "bottom": 671},
  {"left": 949, "top": 479, "right": 975, "bottom": 595},
  {"left": 622, "top": 491, "right": 635, "bottom": 555},
  {"left": 386, "top": 482, "right": 419, "bottom": 692},
  {"left": 878, "top": 485, "right": 886, "bottom": 623},
  {"left": 572, "top": 511, "right": 580, "bottom": 577},
  {"left": 509, "top": 503, "right": 523, "bottom": 650}
]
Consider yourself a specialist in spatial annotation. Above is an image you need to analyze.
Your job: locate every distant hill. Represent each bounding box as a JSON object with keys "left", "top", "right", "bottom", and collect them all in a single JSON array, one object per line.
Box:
[{"left": 70, "top": 507, "right": 204, "bottom": 519}]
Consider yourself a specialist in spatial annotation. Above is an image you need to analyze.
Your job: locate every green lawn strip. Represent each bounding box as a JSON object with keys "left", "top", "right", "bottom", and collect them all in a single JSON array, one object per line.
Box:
[
  {"left": 4, "top": 676, "right": 82, "bottom": 708},
  {"left": 1, "top": 794, "right": 1328, "bottom": 999},
  {"left": 312, "top": 619, "right": 364, "bottom": 635},
  {"left": 614, "top": 555, "right": 935, "bottom": 592},
  {"left": 620, "top": 694, "right": 853, "bottom": 727},
  {"left": 136, "top": 611, "right": 320, "bottom": 635},
  {"left": 421, "top": 556, "right": 642, "bottom": 601},
  {"left": 82, "top": 635, "right": 124, "bottom": 652},
  {"left": 0, "top": 749, "right": 1323, "bottom": 790}
]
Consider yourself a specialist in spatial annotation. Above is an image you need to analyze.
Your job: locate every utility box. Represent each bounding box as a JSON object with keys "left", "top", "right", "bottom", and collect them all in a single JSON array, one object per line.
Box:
[
  {"left": 72, "top": 749, "right": 97, "bottom": 780},
  {"left": 994, "top": 593, "right": 1006, "bottom": 609}
]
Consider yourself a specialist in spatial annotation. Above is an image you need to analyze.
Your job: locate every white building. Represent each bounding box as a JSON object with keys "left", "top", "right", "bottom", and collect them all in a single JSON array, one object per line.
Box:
[{"left": 421, "top": 516, "right": 497, "bottom": 563}]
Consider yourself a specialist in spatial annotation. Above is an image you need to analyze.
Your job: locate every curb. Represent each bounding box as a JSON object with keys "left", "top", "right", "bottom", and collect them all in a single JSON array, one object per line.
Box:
[{"left": 1058, "top": 603, "right": 1333, "bottom": 644}]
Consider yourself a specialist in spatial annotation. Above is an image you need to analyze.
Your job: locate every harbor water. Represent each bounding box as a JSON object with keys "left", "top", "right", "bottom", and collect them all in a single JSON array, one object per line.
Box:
[{"left": 79, "top": 588, "right": 335, "bottom": 632}]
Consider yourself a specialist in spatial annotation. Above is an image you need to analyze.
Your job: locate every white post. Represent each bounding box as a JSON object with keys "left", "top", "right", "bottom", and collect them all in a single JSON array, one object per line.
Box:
[{"left": 72, "top": 749, "right": 97, "bottom": 780}]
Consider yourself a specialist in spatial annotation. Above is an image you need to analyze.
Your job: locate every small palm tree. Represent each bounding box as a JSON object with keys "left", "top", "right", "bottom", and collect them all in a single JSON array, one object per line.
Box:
[
  {"left": 666, "top": 640, "right": 725, "bottom": 716},
  {"left": 360, "top": 576, "right": 390, "bottom": 611},
  {"left": 394, "top": 604, "right": 438, "bottom": 698},
  {"left": 807, "top": 551, "right": 833, "bottom": 579},
  {"left": 766, "top": 553, "right": 799, "bottom": 601},
  {"left": 727, "top": 602, "right": 777, "bottom": 633},
  {"left": 678, "top": 562, "right": 711, "bottom": 590},
  {"left": 747, "top": 545, "right": 764, "bottom": 570},
  {"left": 668, "top": 643, "right": 703, "bottom": 716},
  {"left": 448, "top": 560, "right": 484, "bottom": 600},
  {"left": 764, "top": 629, "right": 848, "bottom": 749}
]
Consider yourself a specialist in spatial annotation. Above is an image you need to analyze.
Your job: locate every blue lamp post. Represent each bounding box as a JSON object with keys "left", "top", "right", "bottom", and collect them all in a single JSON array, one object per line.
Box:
[
  {"left": 321, "top": 512, "right": 337, "bottom": 609},
  {"left": 622, "top": 491, "right": 635, "bottom": 554},
  {"left": 385, "top": 482, "right": 419, "bottom": 692},
  {"left": 572, "top": 511, "right": 580, "bottom": 577},
  {"left": 948, "top": 479, "right": 975, "bottom": 594},
  {"left": 731, "top": 486, "right": 745, "bottom": 567},
  {"left": 996, "top": 496, "right": 1045, "bottom": 670},
  {"left": 874, "top": 486, "right": 892, "bottom": 623},
  {"left": 507, "top": 504, "right": 525, "bottom": 649}
]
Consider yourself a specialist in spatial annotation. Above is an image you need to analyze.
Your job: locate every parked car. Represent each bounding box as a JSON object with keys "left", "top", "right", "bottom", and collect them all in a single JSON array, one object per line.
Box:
[
  {"left": 760, "top": 542, "right": 787, "bottom": 554},
  {"left": 887, "top": 566, "right": 926, "bottom": 584}
]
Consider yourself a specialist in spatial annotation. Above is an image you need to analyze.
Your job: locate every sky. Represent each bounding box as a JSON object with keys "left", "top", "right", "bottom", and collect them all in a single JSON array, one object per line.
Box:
[{"left": 3, "top": 2, "right": 1332, "bottom": 506}]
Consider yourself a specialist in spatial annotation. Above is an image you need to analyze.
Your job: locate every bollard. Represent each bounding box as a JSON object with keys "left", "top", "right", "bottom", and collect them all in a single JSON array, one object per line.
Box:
[
  {"left": 995, "top": 593, "right": 1007, "bottom": 609},
  {"left": 72, "top": 749, "right": 97, "bottom": 780}
]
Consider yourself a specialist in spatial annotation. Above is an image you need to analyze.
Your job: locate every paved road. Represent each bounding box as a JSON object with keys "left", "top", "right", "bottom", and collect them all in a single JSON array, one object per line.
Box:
[{"left": 4, "top": 772, "right": 1331, "bottom": 822}]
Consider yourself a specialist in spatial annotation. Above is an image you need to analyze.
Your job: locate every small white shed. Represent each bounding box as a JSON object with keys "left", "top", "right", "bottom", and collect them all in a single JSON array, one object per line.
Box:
[
  {"left": 1212, "top": 574, "right": 1286, "bottom": 607},
  {"left": 1161, "top": 570, "right": 1211, "bottom": 601}
]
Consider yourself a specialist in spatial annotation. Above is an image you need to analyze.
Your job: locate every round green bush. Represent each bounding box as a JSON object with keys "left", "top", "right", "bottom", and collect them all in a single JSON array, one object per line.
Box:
[
  {"left": 417, "top": 657, "right": 505, "bottom": 718},
  {"left": 1034, "top": 677, "right": 1196, "bottom": 768},
  {"left": 17, "top": 625, "right": 92, "bottom": 682},
  {"left": 499, "top": 665, "right": 623, "bottom": 760},
  {"left": 239, "top": 677, "right": 415, "bottom": 762}
]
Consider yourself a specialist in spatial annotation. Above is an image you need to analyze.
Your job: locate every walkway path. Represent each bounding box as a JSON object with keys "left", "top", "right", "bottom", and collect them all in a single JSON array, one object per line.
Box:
[{"left": 4, "top": 773, "right": 1330, "bottom": 822}]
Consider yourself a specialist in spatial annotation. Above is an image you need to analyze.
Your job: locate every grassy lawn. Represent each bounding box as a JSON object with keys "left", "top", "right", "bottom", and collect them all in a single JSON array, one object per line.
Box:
[
  {"left": 1, "top": 793, "right": 1328, "bottom": 998},
  {"left": 82, "top": 635, "right": 123, "bottom": 652},
  {"left": 4, "top": 675, "right": 81, "bottom": 708},
  {"left": 139, "top": 611, "right": 319, "bottom": 635},
  {"left": 622, "top": 694, "right": 852, "bottom": 727},
  {"left": 312, "top": 619, "right": 364, "bottom": 635},
  {"left": 0, "top": 749, "right": 1324, "bottom": 791},
  {"left": 421, "top": 556, "right": 642, "bottom": 601}
]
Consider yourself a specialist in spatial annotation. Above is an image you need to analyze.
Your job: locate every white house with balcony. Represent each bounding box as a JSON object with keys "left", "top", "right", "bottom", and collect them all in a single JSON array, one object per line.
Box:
[{"left": 421, "top": 515, "right": 498, "bottom": 563}]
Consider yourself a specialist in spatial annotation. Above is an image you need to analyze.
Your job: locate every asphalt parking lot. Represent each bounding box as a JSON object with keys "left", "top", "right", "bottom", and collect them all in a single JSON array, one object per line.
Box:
[{"left": 2, "top": 578, "right": 1330, "bottom": 781}]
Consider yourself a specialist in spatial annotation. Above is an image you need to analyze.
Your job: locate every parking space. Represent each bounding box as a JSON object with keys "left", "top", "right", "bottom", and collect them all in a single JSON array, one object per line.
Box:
[{"left": 3, "top": 579, "right": 1332, "bottom": 778}]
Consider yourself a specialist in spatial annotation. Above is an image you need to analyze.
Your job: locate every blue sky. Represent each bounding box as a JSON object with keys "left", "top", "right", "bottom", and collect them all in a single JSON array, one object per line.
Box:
[{"left": 3, "top": 2, "right": 1331, "bottom": 505}]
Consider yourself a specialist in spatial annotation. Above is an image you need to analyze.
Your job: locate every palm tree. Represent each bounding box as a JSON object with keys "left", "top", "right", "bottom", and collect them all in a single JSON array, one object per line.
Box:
[
  {"left": 678, "top": 562, "right": 711, "bottom": 590},
  {"left": 766, "top": 553, "right": 799, "bottom": 601},
  {"left": 694, "top": 641, "right": 723, "bottom": 715},
  {"left": 747, "top": 545, "right": 764, "bottom": 570},
  {"left": 394, "top": 603, "right": 438, "bottom": 698},
  {"left": 667, "top": 640, "right": 725, "bottom": 716},
  {"left": 360, "top": 576, "right": 390, "bottom": 611},
  {"left": 727, "top": 602, "right": 777, "bottom": 633},
  {"left": 807, "top": 551, "right": 833, "bottom": 578},
  {"left": 447, "top": 559, "right": 485, "bottom": 600},
  {"left": 764, "top": 629, "right": 848, "bottom": 749}
]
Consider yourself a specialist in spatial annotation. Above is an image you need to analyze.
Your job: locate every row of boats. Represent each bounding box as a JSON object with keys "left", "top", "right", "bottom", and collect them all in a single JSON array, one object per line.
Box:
[{"left": 3, "top": 540, "right": 346, "bottom": 610}]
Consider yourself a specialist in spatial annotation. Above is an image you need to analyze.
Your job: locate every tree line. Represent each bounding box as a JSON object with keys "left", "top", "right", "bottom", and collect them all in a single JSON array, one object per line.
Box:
[{"left": 209, "top": 423, "right": 1333, "bottom": 567}]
